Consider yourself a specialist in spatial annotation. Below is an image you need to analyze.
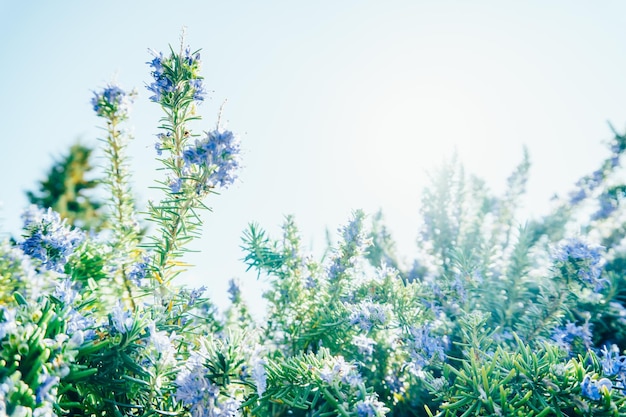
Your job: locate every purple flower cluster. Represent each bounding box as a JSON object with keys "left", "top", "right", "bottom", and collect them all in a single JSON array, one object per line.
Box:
[
  {"left": 591, "top": 192, "right": 619, "bottom": 221},
  {"left": 187, "top": 286, "right": 207, "bottom": 307},
  {"left": 600, "top": 344, "right": 626, "bottom": 388},
  {"left": 65, "top": 308, "right": 96, "bottom": 341},
  {"left": 54, "top": 278, "right": 78, "bottom": 306},
  {"left": 340, "top": 210, "right": 371, "bottom": 252},
  {"left": 215, "top": 398, "right": 241, "bottom": 417},
  {"left": 569, "top": 169, "right": 604, "bottom": 205},
  {"left": 581, "top": 375, "right": 612, "bottom": 401},
  {"left": 147, "top": 321, "right": 176, "bottom": 366},
  {"left": 126, "top": 254, "right": 151, "bottom": 286},
  {"left": 348, "top": 301, "right": 389, "bottom": 332},
  {"left": 227, "top": 278, "right": 241, "bottom": 303},
  {"left": 319, "top": 355, "right": 363, "bottom": 387},
  {"left": 407, "top": 324, "right": 446, "bottom": 372},
  {"left": 551, "top": 321, "right": 593, "bottom": 355},
  {"left": 251, "top": 356, "right": 267, "bottom": 397},
  {"left": 553, "top": 237, "right": 607, "bottom": 290},
  {"left": 567, "top": 132, "right": 625, "bottom": 205},
  {"left": 91, "top": 84, "right": 136, "bottom": 120},
  {"left": 175, "top": 348, "right": 242, "bottom": 417},
  {"left": 110, "top": 302, "right": 133, "bottom": 334},
  {"left": 355, "top": 395, "right": 388, "bottom": 417},
  {"left": 182, "top": 129, "right": 242, "bottom": 190},
  {"left": 35, "top": 375, "right": 59, "bottom": 405},
  {"left": 168, "top": 176, "right": 183, "bottom": 194},
  {"left": 175, "top": 364, "right": 220, "bottom": 413},
  {"left": 569, "top": 188, "right": 588, "bottom": 205},
  {"left": 19, "top": 205, "right": 85, "bottom": 273},
  {"left": 553, "top": 238, "right": 603, "bottom": 265},
  {"left": 147, "top": 50, "right": 174, "bottom": 103},
  {"left": 352, "top": 335, "right": 376, "bottom": 357},
  {"left": 328, "top": 211, "right": 372, "bottom": 281},
  {"left": 146, "top": 46, "right": 206, "bottom": 104}
]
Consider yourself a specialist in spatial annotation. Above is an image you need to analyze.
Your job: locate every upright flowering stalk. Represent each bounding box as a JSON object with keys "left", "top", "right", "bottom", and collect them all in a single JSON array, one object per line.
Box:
[
  {"left": 92, "top": 83, "right": 141, "bottom": 306},
  {"left": 327, "top": 210, "right": 372, "bottom": 292},
  {"left": 145, "top": 41, "right": 241, "bottom": 289}
]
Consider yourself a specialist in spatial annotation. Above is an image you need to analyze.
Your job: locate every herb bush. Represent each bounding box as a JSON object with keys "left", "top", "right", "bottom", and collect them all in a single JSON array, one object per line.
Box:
[{"left": 2, "top": 37, "right": 626, "bottom": 417}]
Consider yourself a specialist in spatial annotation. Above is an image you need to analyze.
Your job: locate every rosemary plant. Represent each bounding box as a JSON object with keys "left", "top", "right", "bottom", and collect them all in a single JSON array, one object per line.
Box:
[{"left": 2, "top": 33, "right": 626, "bottom": 417}]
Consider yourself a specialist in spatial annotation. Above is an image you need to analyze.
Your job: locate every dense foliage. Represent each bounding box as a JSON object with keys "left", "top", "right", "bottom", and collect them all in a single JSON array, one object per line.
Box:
[{"left": 2, "top": 37, "right": 626, "bottom": 417}]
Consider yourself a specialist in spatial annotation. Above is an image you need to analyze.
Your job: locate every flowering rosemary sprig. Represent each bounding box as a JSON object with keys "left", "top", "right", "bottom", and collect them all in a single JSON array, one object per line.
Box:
[
  {"left": 144, "top": 41, "right": 241, "bottom": 293},
  {"left": 92, "top": 83, "right": 141, "bottom": 307}
]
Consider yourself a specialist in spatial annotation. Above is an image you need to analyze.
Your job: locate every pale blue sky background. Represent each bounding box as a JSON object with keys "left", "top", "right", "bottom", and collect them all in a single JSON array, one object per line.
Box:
[{"left": 2, "top": 1, "right": 626, "bottom": 318}]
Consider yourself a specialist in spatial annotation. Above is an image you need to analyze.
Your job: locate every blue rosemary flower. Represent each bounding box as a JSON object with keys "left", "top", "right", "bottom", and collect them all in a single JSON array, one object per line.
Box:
[
  {"left": 228, "top": 278, "right": 241, "bottom": 303},
  {"left": 600, "top": 344, "right": 626, "bottom": 388},
  {"left": 451, "top": 273, "right": 468, "bottom": 303},
  {"left": 611, "top": 138, "right": 623, "bottom": 155},
  {"left": 167, "top": 176, "right": 183, "bottom": 194},
  {"left": 340, "top": 210, "right": 371, "bottom": 252},
  {"left": 591, "top": 193, "right": 618, "bottom": 221},
  {"left": 187, "top": 286, "right": 207, "bottom": 307},
  {"left": 551, "top": 321, "right": 593, "bottom": 355},
  {"left": 147, "top": 49, "right": 174, "bottom": 103},
  {"left": 348, "top": 301, "right": 389, "bottom": 332},
  {"left": 175, "top": 367, "right": 219, "bottom": 411},
  {"left": 251, "top": 356, "right": 267, "bottom": 397},
  {"left": 407, "top": 324, "right": 446, "bottom": 372},
  {"left": 355, "top": 395, "right": 388, "bottom": 417},
  {"left": 568, "top": 166, "right": 610, "bottom": 206},
  {"left": 110, "top": 302, "right": 133, "bottom": 334},
  {"left": 352, "top": 335, "right": 376, "bottom": 357},
  {"left": 146, "top": 46, "right": 206, "bottom": 105},
  {"left": 215, "top": 397, "right": 241, "bottom": 417},
  {"left": 580, "top": 375, "right": 612, "bottom": 401},
  {"left": 384, "top": 374, "right": 405, "bottom": 395},
  {"left": 91, "top": 84, "right": 136, "bottom": 120},
  {"left": 552, "top": 237, "right": 607, "bottom": 290},
  {"left": 553, "top": 238, "right": 603, "bottom": 264},
  {"left": 304, "top": 274, "right": 317, "bottom": 289},
  {"left": 35, "top": 374, "right": 59, "bottom": 405},
  {"left": 126, "top": 254, "right": 150, "bottom": 286},
  {"left": 429, "top": 376, "right": 448, "bottom": 392},
  {"left": 175, "top": 348, "right": 225, "bottom": 417},
  {"left": 147, "top": 321, "right": 176, "bottom": 366},
  {"left": 600, "top": 345, "right": 626, "bottom": 375},
  {"left": 54, "top": 278, "right": 78, "bottom": 306},
  {"left": 327, "top": 259, "right": 352, "bottom": 282},
  {"left": 65, "top": 308, "right": 96, "bottom": 341},
  {"left": 319, "top": 356, "right": 362, "bottom": 387},
  {"left": 189, "top": 78, "right": 206, "bottom": 102},
  {"left": 590, "top": 169, "right": 604, "bottom": 187},
  {"left": 328, "top": 210, "right": 372, "bottom": 281},
  {"left": 569, "top": 188, "right": 587, "bottom": 205},
  {"left": 611, "top": 155, "right": 620, "bottom": 168},
  {"left": 149, "top": 324, "right": 173, "bottom": 354},
  {"left": 182, "top": 129, "right": 242, "bottom": 190},
  {"left": 19, "top": 205, "right": 85, "bottom": 273},
  {"left": 155, "top": 131, "right": 172, "bottom": 156}
]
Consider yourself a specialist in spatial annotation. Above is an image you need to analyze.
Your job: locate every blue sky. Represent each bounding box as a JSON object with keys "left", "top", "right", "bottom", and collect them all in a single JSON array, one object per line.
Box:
[{"left": 2, "top": 1, "right": 626, "bottom": 318}]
